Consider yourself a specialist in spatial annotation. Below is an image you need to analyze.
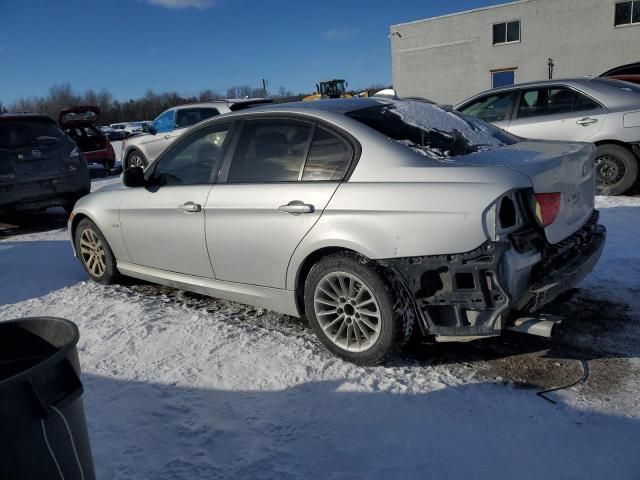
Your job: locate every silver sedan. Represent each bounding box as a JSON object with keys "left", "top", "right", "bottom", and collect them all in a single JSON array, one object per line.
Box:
[
  {"left": 456, "top": 78, "right": 640, "bottom": 195},
  {"left": 69, "top": 98, "right": 605, "bottom": 364}
]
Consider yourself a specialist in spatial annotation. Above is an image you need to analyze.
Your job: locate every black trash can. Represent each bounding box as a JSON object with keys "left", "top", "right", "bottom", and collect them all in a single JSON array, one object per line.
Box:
[{"left": 0, "top": 317, "right": 95, "bottom": 480}]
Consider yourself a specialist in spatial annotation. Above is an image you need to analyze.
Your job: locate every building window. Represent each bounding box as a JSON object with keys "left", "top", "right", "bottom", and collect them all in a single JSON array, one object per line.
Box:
[
  {"left": 491, "top": 69, "right": 516, "bottom": 88},
  {"left": 493, "top": 20, "right": 520, "bottom": 45},
  {"left": 615, "top": 1, "right": 640, "bottom": 26}
]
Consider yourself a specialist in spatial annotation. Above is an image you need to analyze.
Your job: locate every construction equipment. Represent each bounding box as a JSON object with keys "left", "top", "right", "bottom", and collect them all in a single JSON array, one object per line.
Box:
[{"left": 303, "top": 79, "right": 352, "bottom": 101}]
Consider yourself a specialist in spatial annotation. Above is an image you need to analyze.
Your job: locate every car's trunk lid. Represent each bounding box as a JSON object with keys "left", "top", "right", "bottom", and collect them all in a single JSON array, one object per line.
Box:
[
  {"left": 0, "top": 117, "right": 70, "bottom": 185},
  {"left": 0, "top": 143, "right": 69, "bottom": 184},
  {"left": 456, "top": 140, "right": 596, "bottom": 244},
  {"left": 59, "top": 106, "right": 100, "bottom": 127}
]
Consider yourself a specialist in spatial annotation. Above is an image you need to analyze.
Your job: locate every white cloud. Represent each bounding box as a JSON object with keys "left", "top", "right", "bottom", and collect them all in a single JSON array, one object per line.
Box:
[
  {"left": 145, "top": 0, "right": 217, "bottom": 9},
  {"left": 324, "top": 27, "right": 359, "bottom": 41}
]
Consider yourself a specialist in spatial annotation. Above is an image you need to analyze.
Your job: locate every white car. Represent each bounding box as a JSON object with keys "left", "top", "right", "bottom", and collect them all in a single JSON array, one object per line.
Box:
[{"left": 121, "top": 99, "right": 271, "bottom": 168}]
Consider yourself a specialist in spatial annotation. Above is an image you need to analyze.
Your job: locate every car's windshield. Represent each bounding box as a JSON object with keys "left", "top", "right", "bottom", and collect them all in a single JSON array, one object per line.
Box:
[
  {"left": 0, "top": 118, "right": 65, "bottom": 150},
  {"left": 348, "top": 99, "right": 519, "bottom": 159}
]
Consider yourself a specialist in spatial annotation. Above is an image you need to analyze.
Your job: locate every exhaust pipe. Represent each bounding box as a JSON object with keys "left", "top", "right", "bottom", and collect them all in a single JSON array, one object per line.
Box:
[{"left": 508, "top": 315, "right": 562, "bottom": 338}]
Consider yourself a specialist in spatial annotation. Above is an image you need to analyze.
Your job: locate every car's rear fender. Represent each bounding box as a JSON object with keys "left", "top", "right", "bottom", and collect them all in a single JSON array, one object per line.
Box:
[{"left": 286, "top": 166, "right": 531, "bottom": 291}]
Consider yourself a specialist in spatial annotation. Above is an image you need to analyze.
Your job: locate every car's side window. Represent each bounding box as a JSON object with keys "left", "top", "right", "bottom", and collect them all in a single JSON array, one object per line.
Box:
[
  {"left": 517, "top": 87, "right": 588, "bottom": 119},
  {"left": 175, "top": 108, "right": 220, "bottom": 129},
  {"left": 302, "top": 127, "right": 352, "bottom": 181},
  {"left": 458, "top": 91, "right": 516, "bottom": 122},
  {"left": 227, "top": 119, "right": 313, "bottom": 183},
  {"left": 574, "top": 93, "right": 601, "bottom": 112},
  {"left": 152, "top": 109, "right": 176, "bottom": 133},
  {"left": 149, "top": 123, "right": 230, "bottom": 186}
]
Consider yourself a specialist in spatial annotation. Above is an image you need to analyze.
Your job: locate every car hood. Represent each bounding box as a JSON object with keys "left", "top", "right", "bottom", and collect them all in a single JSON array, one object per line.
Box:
[{"left": 59, "top": 106, "right": 100, "bottom": 127}]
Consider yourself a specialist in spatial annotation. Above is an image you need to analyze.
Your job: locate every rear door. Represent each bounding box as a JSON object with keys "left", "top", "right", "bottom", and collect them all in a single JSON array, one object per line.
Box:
[
  {"left": 205, "top": 118, "right": 354, "bottom": 288},
  {"left": 507, "top": 86, "right": 608, "bottom": 141},
  {"left": 119, "top": 122, "right": 231, "bottom": 277}
]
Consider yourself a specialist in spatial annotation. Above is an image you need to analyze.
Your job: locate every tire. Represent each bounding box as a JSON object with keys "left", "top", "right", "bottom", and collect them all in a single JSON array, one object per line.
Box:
[
  {"left": 304, "top": 252, "right": 415, "bottom": 365},
  {"left": 595, "top": 144, "right": 638, "bottom": 196},
  {"left": 126, "top": 150, "right": 148, "bottom": 169},
  {"left": 74, "top": 218, "right": 119, "bottom": 285}
]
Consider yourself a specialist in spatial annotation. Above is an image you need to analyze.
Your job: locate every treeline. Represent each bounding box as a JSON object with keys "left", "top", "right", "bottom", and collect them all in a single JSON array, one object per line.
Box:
[
  {"left": 4, "top": 83, "right": 303, "bottom": 125},
  {"left": 3, "top": 82, "right": 388, "bottom": 125}
]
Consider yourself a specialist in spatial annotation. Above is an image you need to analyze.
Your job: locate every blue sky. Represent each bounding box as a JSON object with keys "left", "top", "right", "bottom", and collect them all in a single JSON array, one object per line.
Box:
[{"left": 0, "top": 0, "right": 511, "bottom": 103}]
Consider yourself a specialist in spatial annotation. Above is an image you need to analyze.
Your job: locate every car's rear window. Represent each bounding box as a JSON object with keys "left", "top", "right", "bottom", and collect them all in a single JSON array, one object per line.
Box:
[
  {"left": 0, "top": 118, "right": 65, "bottom": 150},
  {"left": 347, "top": 100, "right": 519, "bottom": 159}
]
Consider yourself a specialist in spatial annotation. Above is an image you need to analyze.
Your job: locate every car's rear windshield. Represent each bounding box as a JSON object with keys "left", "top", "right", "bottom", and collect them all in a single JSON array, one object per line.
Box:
[
  {"left": 0, "top": 118, "right": 65, "bottom": 150},
  {"left": 347, "top": 100, "right": 519, "bottom": 159}
]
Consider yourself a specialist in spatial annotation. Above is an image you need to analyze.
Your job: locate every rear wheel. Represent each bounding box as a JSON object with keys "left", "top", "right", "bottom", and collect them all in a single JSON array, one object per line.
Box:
[
  {"left": 304, "top": 253, "right": 414, "bottom": 365},
  {"left": 595, "top": 144, "right": 638, "bottom": 196},
  {"left": 126, "top": 150, "right": 148, "bottom": 169},
  {"left": 74, "top": 218, "right": 119, "bottom": 284}
]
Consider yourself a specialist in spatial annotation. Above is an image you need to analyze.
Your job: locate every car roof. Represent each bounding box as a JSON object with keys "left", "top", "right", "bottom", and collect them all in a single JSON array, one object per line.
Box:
[
  {"left": 457, "top": 77, "right": 640, "bottom": 110},
  {"left": 0, "top": 112, "right": 55, "bottom": 121},
  {"left": 245, "top": 97, "right": 393, "bottom": 115},
  {"left": 172, "top": 98, "right": 272, "bottom": 110}
]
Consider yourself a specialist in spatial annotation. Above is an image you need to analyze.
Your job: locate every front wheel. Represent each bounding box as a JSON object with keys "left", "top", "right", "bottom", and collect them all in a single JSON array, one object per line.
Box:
[
  {"left": 74, "top": 218, "right": 119, "bottom": 284},
  {"left": 126, "top": 150, "right": 148, "bottom": 169},
  {"left": 304, "top": 253, "right": 414, "bottom": 365},
  {"left": 595, "top": 144, "right": 638, "bottom": 196}
]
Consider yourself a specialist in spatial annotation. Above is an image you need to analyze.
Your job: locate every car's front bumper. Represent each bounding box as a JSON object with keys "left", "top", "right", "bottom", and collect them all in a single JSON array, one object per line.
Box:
[{"left": 381, "top": 211, "right": 606, "bottom": 339}]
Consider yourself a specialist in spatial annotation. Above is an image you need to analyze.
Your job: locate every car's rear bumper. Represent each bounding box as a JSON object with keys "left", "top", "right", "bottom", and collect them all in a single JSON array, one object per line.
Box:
[
  {"left": 0, "top": 171, "right": 90, "bottom": 214},
  {"left": 381, "top": 211, "right": 606, "bottom": 339},
  {"left": 517, "top": 224, "right": 605, "bottom": 313},
  {"left": 84, "top": 148, "right": 115, "bottom": 164}
]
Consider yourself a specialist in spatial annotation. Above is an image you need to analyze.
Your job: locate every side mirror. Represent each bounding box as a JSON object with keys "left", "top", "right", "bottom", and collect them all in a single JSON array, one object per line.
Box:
[
  {"left": 148, "top": 124, "right": 157, "bottom": 135},
  {"left": 122, "top": 166, "right": 146, "bottom": 188}
]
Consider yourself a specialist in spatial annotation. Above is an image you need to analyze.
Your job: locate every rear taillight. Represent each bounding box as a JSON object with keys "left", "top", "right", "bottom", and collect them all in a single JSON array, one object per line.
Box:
[{"left": 534, "top": 193, "right": 561, "bottom": 227}]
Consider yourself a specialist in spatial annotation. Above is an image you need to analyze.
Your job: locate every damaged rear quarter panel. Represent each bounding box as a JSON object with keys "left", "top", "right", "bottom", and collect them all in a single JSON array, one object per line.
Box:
[{"left": 286, "top": 165, "right": 531, "bottom": 290}]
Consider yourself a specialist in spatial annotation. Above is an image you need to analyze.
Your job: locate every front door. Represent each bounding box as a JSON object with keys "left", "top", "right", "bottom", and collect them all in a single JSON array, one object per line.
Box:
[
  {"left": 456, "top": 90, "right": 517, "bottom": 131},
  {"left": 507, "top": 86, "right": 607, "bottom": 141},
  {"left": 206, "top": 119, "right": 354, "bottom": 288},
  {"left": 119, "top": 122, "right": 231, "bottom": 277}
]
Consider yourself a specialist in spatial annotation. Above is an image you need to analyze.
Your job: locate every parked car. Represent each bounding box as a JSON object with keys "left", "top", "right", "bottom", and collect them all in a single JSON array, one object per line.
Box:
[
  {"left": 0, "top": 113, "right": 90, "bottom": 214},
  {"left": 69, "top": 98, "right": 605, "bottom": 365},
  {"left": 102, "top": 128, "right": 130, "bottom": 142},
  {"left": 456, "top": 78, "right": 640, "bottom": 195},
  {"left": 60, "top": 106, "right": 116, "bottom": 170},
  {"left": 600, "top": 62, "right": 640, "bottom": 85},
  {"left": 120, "top": 99, "right": 272, "bottom": 169}
]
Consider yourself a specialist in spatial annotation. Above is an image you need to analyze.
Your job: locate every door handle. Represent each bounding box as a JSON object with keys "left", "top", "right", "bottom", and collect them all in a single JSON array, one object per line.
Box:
[
  {"left": 278, "top": 200, "right": 315, "bottom": 215},
  {"left": 178, "top": 202, "right": 202, "bottom": 213},
  {"left": 576, "top": 117, "right": 598, "bottom": 126},
  {"left": 164, "top": 135, "right": 172, "bottom": 139}
]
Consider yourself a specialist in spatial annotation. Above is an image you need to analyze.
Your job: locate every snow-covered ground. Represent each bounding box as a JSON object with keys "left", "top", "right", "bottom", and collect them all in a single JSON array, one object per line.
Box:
[{"left": 1, "top": 176, "right": 639, "bottom": 479}]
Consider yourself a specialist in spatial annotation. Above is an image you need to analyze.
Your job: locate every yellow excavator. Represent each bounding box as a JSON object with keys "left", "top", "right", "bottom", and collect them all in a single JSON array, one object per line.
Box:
[{"left": 303, "top": 79, "right": 353, "bottom": 101}]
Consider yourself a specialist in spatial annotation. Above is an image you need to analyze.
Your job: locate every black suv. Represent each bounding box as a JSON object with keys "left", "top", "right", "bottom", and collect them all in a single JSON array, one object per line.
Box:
[{"left": 0, "top": 113, "right": 90, "bottom": 215}]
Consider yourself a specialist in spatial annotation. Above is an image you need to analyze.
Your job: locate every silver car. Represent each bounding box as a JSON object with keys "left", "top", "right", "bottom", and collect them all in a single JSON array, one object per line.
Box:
[
  {"left": 121, "top": 99, "right": 272, "bottom": 169},
  {"left": 456, "top": 78, "right": 640, "bottom": 195},
  {"left": 69, "top": 98, "right": 605, "bottom": 365}
]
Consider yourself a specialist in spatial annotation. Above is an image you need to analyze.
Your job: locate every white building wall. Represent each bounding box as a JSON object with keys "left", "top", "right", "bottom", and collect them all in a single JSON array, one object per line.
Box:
[{"left": 391, "top": 0, "right": 640, "bottom": 105}]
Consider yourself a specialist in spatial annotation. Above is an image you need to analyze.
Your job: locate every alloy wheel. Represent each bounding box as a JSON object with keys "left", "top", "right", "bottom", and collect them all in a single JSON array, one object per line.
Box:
[
  {"left": 79, "top": 228, "right": 106, "bottom": 277},
  {"left": 128, "top": 152, "right": 145, "bottom": 168},
  {"left": 596, "top": 154, "right": 626, "bottom": 186},
  {"left": 313, "top": 271, "right": 382, "bottom": 352}
]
